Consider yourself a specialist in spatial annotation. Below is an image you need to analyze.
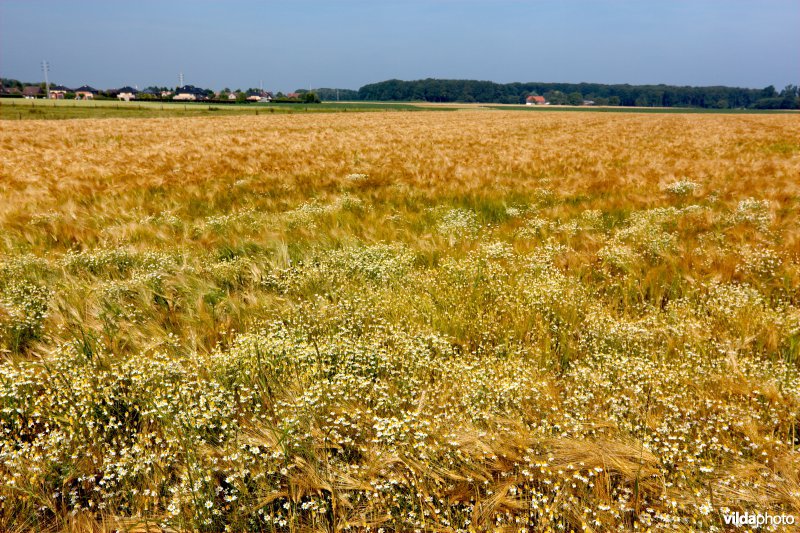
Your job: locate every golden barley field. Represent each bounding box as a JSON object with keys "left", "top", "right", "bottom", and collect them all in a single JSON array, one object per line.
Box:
[{"left": 0, "top": 111, "right": 799, "bottom": 532}]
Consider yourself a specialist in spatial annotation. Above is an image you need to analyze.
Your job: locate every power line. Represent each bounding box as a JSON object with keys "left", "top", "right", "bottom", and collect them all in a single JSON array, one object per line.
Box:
[{"left": 42, "top": 61, "right": 50, "bottom": 99}]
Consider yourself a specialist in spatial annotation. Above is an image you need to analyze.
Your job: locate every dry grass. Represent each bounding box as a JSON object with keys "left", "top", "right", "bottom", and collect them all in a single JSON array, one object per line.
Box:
[{"left": 0, "top": 111, "right": 799, "bottom": 531}]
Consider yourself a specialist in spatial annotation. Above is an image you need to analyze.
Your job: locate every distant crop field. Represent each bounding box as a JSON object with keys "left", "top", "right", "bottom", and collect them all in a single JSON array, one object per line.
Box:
[
  {"left": 484, "top": 103, "right": 798, "bottom": 114},
  {"left": 4, "top": 98, "right": 793, "bottom": 121},
  {"left": 0, "top": 99, "right": 453, "bottom": 120},
  {"left": 0, "top": 111, "right": 799, "bottom": 531}
]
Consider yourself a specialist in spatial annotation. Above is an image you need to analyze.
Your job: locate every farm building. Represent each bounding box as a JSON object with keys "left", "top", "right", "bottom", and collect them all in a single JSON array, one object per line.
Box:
[{"left": 526, "top": 95, "right": 546, "bottom": 105}]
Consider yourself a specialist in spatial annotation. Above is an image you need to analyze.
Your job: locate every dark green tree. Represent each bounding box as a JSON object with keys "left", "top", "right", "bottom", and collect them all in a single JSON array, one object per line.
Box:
[
  {"left": 780, "top": 85, "right": 799, "bottom": 109},
  {"left": 356, "top": 78, "right": 773, "bottom": 109}
]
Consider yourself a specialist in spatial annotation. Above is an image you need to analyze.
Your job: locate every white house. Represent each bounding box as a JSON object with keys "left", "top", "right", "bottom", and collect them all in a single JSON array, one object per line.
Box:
[
  {"left": 173, "top": 85, "right": 205, "bottom": 101},
  {"left": 116, "top": 86, "right": 138, "bottom": 102},
  {"left": 49, "top": 85, "right": 70, "bottom": 99}
]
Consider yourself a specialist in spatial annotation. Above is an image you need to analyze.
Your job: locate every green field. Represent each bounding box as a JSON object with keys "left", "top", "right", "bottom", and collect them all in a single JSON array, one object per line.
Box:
[
  {"left": 0, "top": 99, "right": 451, "bottom": 120},
  {"left": 2, "top": 97, "right": 795, "bottom": 120}
]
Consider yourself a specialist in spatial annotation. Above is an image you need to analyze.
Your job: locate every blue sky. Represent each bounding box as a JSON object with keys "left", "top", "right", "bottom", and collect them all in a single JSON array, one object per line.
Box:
[{"left": 1, "top": 0, "right": 797, "bottom": 92}]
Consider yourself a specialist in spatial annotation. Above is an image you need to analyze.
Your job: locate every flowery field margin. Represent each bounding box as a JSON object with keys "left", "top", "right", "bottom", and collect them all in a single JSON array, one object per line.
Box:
[{"left": 0, "top": 111, "right": 799, "bottom": 531}]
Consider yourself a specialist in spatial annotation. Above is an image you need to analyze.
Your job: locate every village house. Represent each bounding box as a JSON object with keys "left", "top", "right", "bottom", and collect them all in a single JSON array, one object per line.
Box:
[
  {"left": 526, "top": 95, "right": 546, "bottom": 105},
  {"left": 173, "top": 85, "right": 206, "bottom": 101},
  {"left": 49, "top": 85, "right": 70, "bottom": 99},
  {"left": 246, "top": 89, "right": 273, "bottom": 102},
  {"left": 22, "top": 86, "right": 41, "bottom": 99},
  {"left": 0, "top": 86, "right": 21, "bottom": 96},
  {"left": 116, "top": 86, "right": 138, "bottom": 101},
  {"left": 74, "top": 85, "right": 97, "bottom": 100}
]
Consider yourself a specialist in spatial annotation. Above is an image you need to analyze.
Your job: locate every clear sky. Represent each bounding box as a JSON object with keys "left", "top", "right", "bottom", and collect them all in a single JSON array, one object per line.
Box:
[{"left": 1, "top": 0, "right": 797, "bottom": 92}]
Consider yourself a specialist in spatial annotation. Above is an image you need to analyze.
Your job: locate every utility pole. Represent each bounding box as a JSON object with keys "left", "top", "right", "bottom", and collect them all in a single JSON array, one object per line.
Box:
[{"left": 42, "top": 61, "right": 50, "bottom": 99}]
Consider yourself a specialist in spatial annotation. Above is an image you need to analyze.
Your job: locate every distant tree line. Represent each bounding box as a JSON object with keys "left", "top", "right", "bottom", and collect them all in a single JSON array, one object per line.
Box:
[
  {"left": 313, "top": 88, "right": 360, "bottom": 101},
  {"left": 353, "top": 79, "right": 800, "bottom": 109},
  {"left": 1, "top": 78, "right": 26, "bottom": 90},
  {"left": 5, "top": 76, "right": 797, "bottom": 109}
]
